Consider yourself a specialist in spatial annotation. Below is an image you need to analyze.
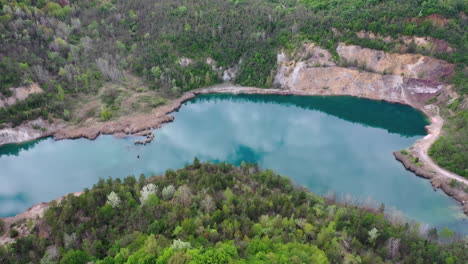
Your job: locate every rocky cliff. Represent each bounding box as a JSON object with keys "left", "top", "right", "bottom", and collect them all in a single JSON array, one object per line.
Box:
[
  {"left": 336, "top": 43, "right": 454, "bottom": 81},
  {"left": 0, "top": 43, "right": 456, "bottom": 145},
  {"left": 274, "top": 42, "right": 453, "bottom": 108}
]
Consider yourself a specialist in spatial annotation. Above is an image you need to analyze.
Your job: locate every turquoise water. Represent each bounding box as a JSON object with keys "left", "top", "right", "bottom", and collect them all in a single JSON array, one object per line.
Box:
[{"left": 0, "top": 94, "right": 466, "bottom": 233}]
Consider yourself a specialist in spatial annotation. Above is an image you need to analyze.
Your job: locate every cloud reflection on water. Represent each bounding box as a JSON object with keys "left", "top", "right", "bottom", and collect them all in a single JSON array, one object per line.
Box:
[{"left": 0, "top": 94, "right": 465, "bottom": 233}]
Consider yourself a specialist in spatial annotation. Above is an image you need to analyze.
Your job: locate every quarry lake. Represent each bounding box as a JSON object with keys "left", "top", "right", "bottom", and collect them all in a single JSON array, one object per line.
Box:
[{"left": 1, "top": 94, "right": 466, "bottom": 233}]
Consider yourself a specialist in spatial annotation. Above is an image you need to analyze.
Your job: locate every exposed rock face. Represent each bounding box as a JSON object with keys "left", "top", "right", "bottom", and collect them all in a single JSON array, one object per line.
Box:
[
  {"left": 222, "top": 65, "right": 239, "bottom": 82},
  {"left": 0, "top": 118, "right": 65, "bottom": 146},
  {"left": 271, "top": 41, "right": 465, "bottom": 213},
  {"left": 275, "top": 43, "right": 453, "bottom": 108},
  {"left": 274, "top": 43, "right": 335, "bottom": 89},
  {"left": 178, "top": 57, "right": 193, "bottom": 67},
  {"left": 336, "top": 43, "right": 454, "bottom": 81},
  {"left": 292, "top": 68, "right": 442, "bottom": 107},
  {"left": 0, "top": 83, "right": 43, "bottom": 108},
  {"left": 356, "top": 30, "right": 393, "bottom": 43},
  {"left": 206, "top": 57, "right": 240, "bottom": 82},
  {"left": 355, "top": 30, "right": 455, "bottom": 53},
  {"left": 0, "top": 127, "right": 42, "bottom": 145}
]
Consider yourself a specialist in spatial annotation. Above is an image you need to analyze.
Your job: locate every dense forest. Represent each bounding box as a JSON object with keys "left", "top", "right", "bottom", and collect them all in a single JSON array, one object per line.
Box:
[
  {"left": 1, "top": 2, "right": 467, "bottom": 263},
  {"left": 0, "top": 0, "right": 466, "bottom": 122},
  {"left": 0, "top": 161, "right": 467, "bottom": 263},
  {"left": 429, "top": 107, "right": 468, "bottom": 177}
]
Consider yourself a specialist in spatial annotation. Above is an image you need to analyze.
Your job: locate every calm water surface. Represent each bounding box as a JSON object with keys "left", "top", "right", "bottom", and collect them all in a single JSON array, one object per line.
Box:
[{"left": 0, "top": 94, "right": 466, "bottom": 233}]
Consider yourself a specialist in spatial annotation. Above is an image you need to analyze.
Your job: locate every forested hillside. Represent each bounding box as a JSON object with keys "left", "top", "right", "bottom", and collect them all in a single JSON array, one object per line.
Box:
[
  {"left": 1, "top": 2, "right": 468, "bottom": 263},
  {"left": 1, "top": 161, "right": 467, "bottom": 263},
  {"left": 0, "top": 0, "right": 466, "bottom": 125},
  {"left": 1, "top": 1, "right": 467, "bottom": 178}
]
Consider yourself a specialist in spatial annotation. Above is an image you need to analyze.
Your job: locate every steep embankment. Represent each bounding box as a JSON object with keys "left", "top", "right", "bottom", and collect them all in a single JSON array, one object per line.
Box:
[{"left": 274, "top": 43, "right": 451, "bottom": 108}]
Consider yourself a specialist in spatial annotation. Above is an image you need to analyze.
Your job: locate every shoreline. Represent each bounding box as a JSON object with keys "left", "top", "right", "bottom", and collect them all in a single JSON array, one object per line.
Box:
[
  {"left": 0, "top": 191, "right": 82, "bottom": 245},
  {"left": 1, "top": 83, "right": 467, "bottom": 218},
  {"left": 198, "top": 86, "right": 468, "bottom": 215}
]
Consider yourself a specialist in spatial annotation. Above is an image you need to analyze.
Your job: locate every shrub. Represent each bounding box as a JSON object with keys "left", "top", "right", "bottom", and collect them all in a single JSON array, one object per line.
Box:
[
  {"left": 425, "top": 97, "right": 437, "bottom": 105},
  {"left": 100, "top": 105, "right": 112, "bottom": 121},
  {"left": 448, "top": 98, "right": 461, "bottom": 111},
  {"left": 448, "top": 179, "right": 459, "bottom": 188},
  {"left": 0, "top": 14, "right": 12, "bottom": 26},
  {"left": 44, "top": 2, "right": 71, "bottom": 18},
  {"left": 171, "top": 239, "right": 191, "bottom": 250},
  {"left": 9, "top": 228, "right": 19, "bottom": 238},
  {"left": 107, "top": 191, "right": 121, "bottom": 208},
  {"left": 60, "top": 250, "right": 90, "bottom": 264},
  {"left": 140, "top": 183, "right": 158, "bottom": 204},
  {"left": 429, "top": 122, "right": 468, "bottom": 178},
  {"left": 162, "top": 185, "right": 175, "bottom": 200},
  {"left": 0, "top": 219, "right": 4, "bottom": 236}
]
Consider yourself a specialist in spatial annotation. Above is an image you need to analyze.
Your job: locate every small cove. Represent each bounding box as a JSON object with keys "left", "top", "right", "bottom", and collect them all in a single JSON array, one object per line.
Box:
[{"left": 0, "top": 94, "right": 466, "bottom": 233}]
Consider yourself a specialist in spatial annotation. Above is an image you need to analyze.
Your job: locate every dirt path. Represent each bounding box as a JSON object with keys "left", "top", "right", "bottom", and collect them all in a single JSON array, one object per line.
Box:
[
  {"left": 21, "top": 82, "right": 468, "bottom": 190},
  {"left": 1, "top": 83, "right": 466, "bottom": 230},
  {"left": 198, "top": 84, "right": 468, "bottom": 180},
  {"left": 413, "top": 114, "right": 468, "bottom": 185}
]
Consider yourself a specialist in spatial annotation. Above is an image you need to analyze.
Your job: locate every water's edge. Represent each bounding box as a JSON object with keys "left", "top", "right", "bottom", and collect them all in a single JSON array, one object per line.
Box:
[{"left": 1, "top": 85, "right": 467, "bottom": 222}]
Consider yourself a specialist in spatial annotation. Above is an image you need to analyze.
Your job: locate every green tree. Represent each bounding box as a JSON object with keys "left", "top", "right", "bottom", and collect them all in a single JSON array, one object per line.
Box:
[{"left": 60, "top": 250, "right": 90, "bottom": 264}]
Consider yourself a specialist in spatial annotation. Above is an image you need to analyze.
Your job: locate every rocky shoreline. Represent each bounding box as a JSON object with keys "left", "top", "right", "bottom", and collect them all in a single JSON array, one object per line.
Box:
[
  {"left": 394, "top": 151, "right": 468, "bottom": 215},
  {"left": 0, "top": 84, "right": 466, "bottom": 246},
  {"left": 1, "top": 42, "right": 466, "bottom": 219},
  {"left": 0, "top": 118, "right": 66, "bottom": 146},
  {"left": 4, "top": 84, "right": 467, "bottom": 216},
  {"left": 53, "top": 92, "right": 197, "bottom": 141},
  {"left": 200, "top": 86, "right": 468, "bottom": 216}
]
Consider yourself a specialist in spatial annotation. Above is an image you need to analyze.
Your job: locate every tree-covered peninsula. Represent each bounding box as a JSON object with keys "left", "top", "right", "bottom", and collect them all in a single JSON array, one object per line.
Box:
[{"left": 0, "top": 161, "right": 466, "bottom": 263}]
